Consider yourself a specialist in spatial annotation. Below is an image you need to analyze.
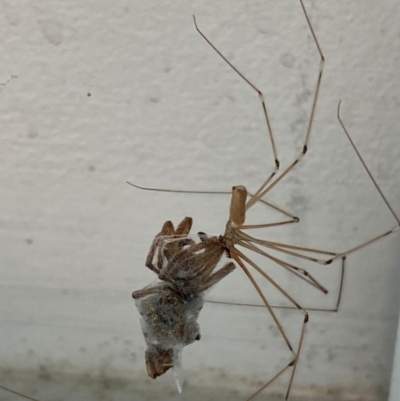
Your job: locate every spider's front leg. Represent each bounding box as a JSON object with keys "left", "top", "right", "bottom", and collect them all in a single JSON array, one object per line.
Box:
[
  {"left": 145, "top": 220, "right": 174, "bottom": 274},
  {"left": 160, "top": 237, "right": 223, "bottom": 282},
  {"left": 160, "top": 236, "right": 236, "bottom": 294},
  {"left": 132, "top": 281, "right": 170, "bottom": 300},
  {"left": 194, "top": 261, "right": 236, "bottom": 293},
  {"left": 145, "top": 217, "right": 193, "bottom": 274},
  {"left": 161, "top": 217, "right": 194, "bottom": 261}
]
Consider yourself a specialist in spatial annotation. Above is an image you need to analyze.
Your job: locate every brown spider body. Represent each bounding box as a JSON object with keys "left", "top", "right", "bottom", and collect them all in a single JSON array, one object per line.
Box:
[{"left": 132, "top": 216, "right": 235, "bottom": 381}]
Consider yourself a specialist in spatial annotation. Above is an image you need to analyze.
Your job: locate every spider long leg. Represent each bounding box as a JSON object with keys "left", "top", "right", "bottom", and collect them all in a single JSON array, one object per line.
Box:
[
  {"left": 231, "top": 253, "right": 295, "bottom": 356},
  {"left": 207, "top": 251, "right": 345, "bottom": 312},
  {"left": 235, "top": 230, "right": 347, "bottom": 306},
  {"left": 338, "top": 101, "right": 399, "bottom": 226},
  {"left": 237, "top": 239, "right": 346, "bottom": 312},
  {"left": 246, "top": 0, "right": 325, "bottom": 210},
  {"left": 0, "top": 385, "right": 42, "bottom": 401},
  {"left": 239, "top": 194, "right": 301, "bottom": 228},
  {"left": 322, "top": 101, "right": 400, "bottom": 263},
  {"left": 238, "top": 240, "right": 328, "bottom": 293},
  {"left": 193, "top": 15, "right": 279, "bottom": 187},
  {"left": 238, "top": 229, "right": 330, "bottom": 265},
  {"left": 127, "top": 182, "right": 231, "bottom": 195},
  {"left": 248, "top": 240, "right": 336, "bottom": 256},
  {"left": 246, "top": 363, "right": 294, "bottom": 401},
  {"left": 255, "top": 197, "right": 298, "bottom": 220},
  {"left": 232, "top": 250, "right": 308, "bottom": 400},
  {"left": 207, "top": 298, "right": 344, "bottom": 313},
  {"left": 326, "top": 226, "right": 399, "bottom": 263},
  {"left": 240, "top": 219, "right": 296, "bottom": 229},
  {"left": 127, "top": 182, "right": 300, "bottom": 222}
]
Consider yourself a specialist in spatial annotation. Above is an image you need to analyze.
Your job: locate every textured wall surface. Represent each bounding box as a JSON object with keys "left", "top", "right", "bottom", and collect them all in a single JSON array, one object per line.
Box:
[
  {"left": 389, "top": 310, "right": 400, "bottom": 401},
  {"left": 1, "top": 0, "right": 400, "bottom": 400}
]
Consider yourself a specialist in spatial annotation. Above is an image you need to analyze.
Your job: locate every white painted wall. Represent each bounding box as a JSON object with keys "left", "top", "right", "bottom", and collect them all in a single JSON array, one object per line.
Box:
[{"left": 1, "top": 0, "right": 399, "bottom": 400}]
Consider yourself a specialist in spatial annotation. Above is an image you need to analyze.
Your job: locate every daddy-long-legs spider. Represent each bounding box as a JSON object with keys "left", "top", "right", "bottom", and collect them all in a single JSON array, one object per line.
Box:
[
  {"left": 1, "top": 2, "right": 400, "bottom": 401},
  {"left": 129, "top": 0, "right": 400, "bottom": 400}
]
